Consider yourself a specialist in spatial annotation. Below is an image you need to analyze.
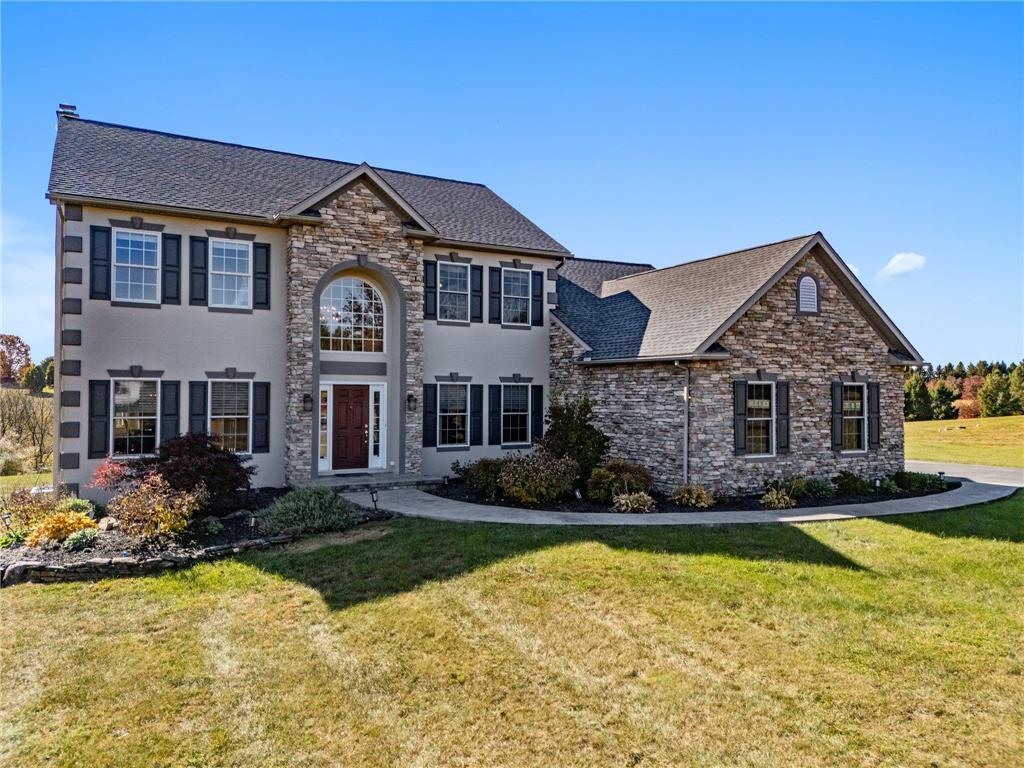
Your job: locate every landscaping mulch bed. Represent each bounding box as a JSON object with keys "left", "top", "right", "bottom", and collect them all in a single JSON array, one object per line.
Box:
[{"left": 429, "top": 480, "right": 961, "bottom": 514}]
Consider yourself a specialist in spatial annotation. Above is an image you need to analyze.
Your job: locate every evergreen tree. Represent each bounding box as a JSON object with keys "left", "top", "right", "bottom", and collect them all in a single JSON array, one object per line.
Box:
[
  {"left": 930, "top": 380, "right": 957, "bottom": 420},
  {"left": 1009, "top": 366, "right": 1024, "bottom": 414},
  {"left": 977, "top": 371, "right": 1019, "bottom": 417},
  {"left": 954, "top": 361, "right": 967, "bottom": 378},
  {"left": 903, "top": 372, "right": 932, "bottom": 421}
]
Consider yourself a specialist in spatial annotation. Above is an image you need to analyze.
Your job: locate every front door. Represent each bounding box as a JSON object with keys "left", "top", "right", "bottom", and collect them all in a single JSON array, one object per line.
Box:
[{"left": 332, "top": 385, "right": 369, "bottom": 470}]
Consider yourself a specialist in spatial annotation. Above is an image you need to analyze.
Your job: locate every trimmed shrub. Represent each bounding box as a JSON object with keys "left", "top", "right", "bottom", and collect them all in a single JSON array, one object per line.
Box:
[
  {"left": 63, "top": 527, "right": 98, "bottom": 551},
  {"left": 803, "top": 478, "right": 836, "bottom": 499},
  {"left": 452, "top": 458, "right": 505, "bottom": 501},
  {"left": 537, "top": 393, "right": 609, "bottom": 486},
  {"left": 879, "top": 477, "right": 900, "bottom": 495},
  {"left": 834, "top": 470, "right": 873, "bottom": 496},
  {"left": 257, "top": 488, "right": 354, "bottom": 536},
  {"left": 760, "top": 487, "right": 796, "bottom": 510},
  {"left": 107, "top": 474, "right": 208, "bottom": 539},
  {"left": 498, "top": 449, "right": 578, "bottom": 506},
  {"left": 613, "top": 491, "right": 656, "bottom": 514},
  {"left": 670, "top": 484, "right": 715, "bottom": 509},
  {"left": 27, "top": 510, "right": 97, "bottom": 546},
  {"left": 890, "top": 471, "right": 946, "bottom": 493},
  {"left": 586, "top": 459, "right": 654, "bottom": 504},
  {"left": 768, "top": 477, "right": 809, "bottom": 499}
]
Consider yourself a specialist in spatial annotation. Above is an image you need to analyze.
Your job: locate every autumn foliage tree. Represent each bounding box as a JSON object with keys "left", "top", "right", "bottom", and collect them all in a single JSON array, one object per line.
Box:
[{"left": 0, "top": 334, "right": 31, "bottom": 383}]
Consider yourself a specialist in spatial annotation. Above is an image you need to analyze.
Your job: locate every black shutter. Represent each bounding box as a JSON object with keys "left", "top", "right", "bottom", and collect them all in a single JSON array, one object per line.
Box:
[
  {"left": 89, "top": 226, "right": 111, "bottom": 300},
  {"left": 531, "top": 271, "right": 544, "bottom": 327},
  {"left": 470, "top": 265, "right": 483, "bottom": 323},
  {"left": 733, "top": 380, "right": 747, "bottom": 455},
  {"left": 160, "top": 381, "right": 180, "bottom": 443},
  {"left": 488, "top": 267, "right": 502, "bottom": 324},
  {"left": 188, "top": 381, "right": 207, "bottom": 433},
  {"left": 422, "top": 383, "right": 437, "bottom": 447},
  {"left": 253, "top": 243, "right": 271, "bottom": 310},
  {"left": 189, "top": 237, "right": 208, "bottom": 306},
  {"left": 87, "top": 380, "right": 110, "bottom": 458},
  {"left": 424, "top": 262, "right": 437, "bottom": 320},
  {"left": 531, "top": 384, "right": 544, "bottom": 441},
  {"left": 831, "top": 381, "right": 844, "bottom": 451},
  {"left": 868, "top": 382, "right": 881, "bottom": 450},
  {"left": 776, "top": 381, "right": 790, "bottom": 454},
  {"left": 252, "top": 382, "right": 270, "bottom": 453},
  {"left": 488, "top": 384, "right": 502, "bottom": 445},
  {"left": 161, "top": 234, "right": 181, "bottom": 305},
  {"left": 470, "top": 384, "right": 483, "bottom": 445}
]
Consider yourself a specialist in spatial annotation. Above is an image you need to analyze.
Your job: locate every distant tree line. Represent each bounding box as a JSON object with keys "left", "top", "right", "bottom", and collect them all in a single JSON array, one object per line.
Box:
[
  {"left": 0, "top": 333, "right": 54, "bottom": 475},
  {"left": 904, "top": 359, "right": 1024, "bottom": 421}
]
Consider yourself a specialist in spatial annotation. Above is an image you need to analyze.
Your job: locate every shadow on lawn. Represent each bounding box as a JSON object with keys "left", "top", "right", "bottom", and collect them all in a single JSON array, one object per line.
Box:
[
  {"left": 874, "top": 489, "right": 1023, "bottom": 544},
  {"left": 245, "top": 517, "right": 866, "bottom": 612}
]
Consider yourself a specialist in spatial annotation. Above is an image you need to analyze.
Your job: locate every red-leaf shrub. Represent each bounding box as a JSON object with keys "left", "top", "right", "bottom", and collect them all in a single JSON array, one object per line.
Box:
[
  {"left": 953, "top": 398, "right": 980, "bottom": 419},
  {"left": 959, "top": 375, "right": 986, "bottom": 401}
]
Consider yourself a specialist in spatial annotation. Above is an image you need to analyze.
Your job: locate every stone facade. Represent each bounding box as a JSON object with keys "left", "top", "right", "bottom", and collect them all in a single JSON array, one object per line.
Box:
[
  {"left": 550, "top": 248, "right": 905, "bottom": 494},
  {"left": 285, "top": 181, "right": 425, "bottom": 484}
]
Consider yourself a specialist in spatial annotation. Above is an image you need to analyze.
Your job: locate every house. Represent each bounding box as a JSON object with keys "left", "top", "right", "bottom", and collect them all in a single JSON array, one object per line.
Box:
[{"left": 46, "top": 106, "right": 923, "bottom": 500}]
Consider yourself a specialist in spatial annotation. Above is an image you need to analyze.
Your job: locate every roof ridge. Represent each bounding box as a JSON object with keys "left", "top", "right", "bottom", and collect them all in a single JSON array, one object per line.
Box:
[
  {"left": 604, "top": 233, "right": 818, "bottom": 283},
  {"left": 63, "top": 116, "right": 488, "bottom": 188},
  {"left": 563, "top": 256, "right": 654, "bottom": 267}
]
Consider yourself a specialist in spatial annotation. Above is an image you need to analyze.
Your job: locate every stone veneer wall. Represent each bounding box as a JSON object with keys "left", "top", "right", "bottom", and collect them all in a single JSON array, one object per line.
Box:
[
  {"left": 285, "top": 181, "right": 424, "bottom": 484},
  {"left": 550, "top": 248, "right": 905, "bottom": 494}
]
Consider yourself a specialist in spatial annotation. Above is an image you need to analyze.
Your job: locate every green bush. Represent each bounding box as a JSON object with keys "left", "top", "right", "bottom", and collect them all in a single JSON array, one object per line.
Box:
[
  {"left": 586, "top": 459, "right": 654, "bottom": 503},
  {"left": 497, "top": 449, "right": 578, "bottom": 506},
  {"left": 760, "top": 487, "right": 796, "bottom": 510},
  {"left": 537, "top": 393, "right": 609, "bottom": 486},
  {"left": 670, "top": 484, "right": 715, "bottom": 509},
  {"left": 0, "top": 459, "right": 20, "bottom": 476},
  {"left": 803, "top": 478, "right": 836, "bottom": 499},
  {"left": 834, "top": 470, "right": 873, "bottom": 496},
  {"left": 890, "top": 471, "right": 946, "bottom": 493},
  {"left": 257, "top": 488, "right": 354, "bottom": 535},
  {"left": 0, "top": 529, "right": 27, "bottom": 548},
  {"left": 768, "top": 477, "right": 809, "bottom": 499},
  {"left": 612, "top": 491, "right": 656, "bottom": 514},
  {"left": 63, "top": 527, "right": 98, "bottom": 552},
  {"left": 879, "top": 477, "right": 900, "bottom": 495},
  {"left": 56, "top": 497, "right": 95, "bottom": 517},
  {"left": 452, "top": 458, "right": 505, "bottom": 501}
]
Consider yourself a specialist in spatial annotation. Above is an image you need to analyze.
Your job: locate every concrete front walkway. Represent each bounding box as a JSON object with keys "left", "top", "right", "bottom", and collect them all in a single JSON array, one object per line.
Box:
[{"left": 343, "top": 475, "right": 1016, "bottom": 527}]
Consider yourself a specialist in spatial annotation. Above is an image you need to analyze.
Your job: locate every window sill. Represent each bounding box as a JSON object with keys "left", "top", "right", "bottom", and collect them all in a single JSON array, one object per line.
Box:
[
  {"left": 743, "top": 454, "right": 777, "bottom": 462},
  {"left": 436, "top": 319, "right": 472, "bottom": 327},
  {"left": 840, "top": 449, "right": 868, "bottom": 456},
  {"left": 209, "top": 306, "right": 253, "bottom": 314},
  {"left": 111, "top": 300, "right": 160, "bottom": 309},
  {"left": 436, "top": 445, "right": 471, "bottom": 452},
  {"left": 501, "top": 443, "right": 532, "bottom": 450},
  {"left": 500, "top": 324, "right": 531, "bottom": 331}
]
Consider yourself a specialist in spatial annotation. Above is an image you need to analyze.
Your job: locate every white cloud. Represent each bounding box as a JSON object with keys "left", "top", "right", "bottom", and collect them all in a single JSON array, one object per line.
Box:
[{"left": 877, "top": 252, "right": 926, "bottom": 281}]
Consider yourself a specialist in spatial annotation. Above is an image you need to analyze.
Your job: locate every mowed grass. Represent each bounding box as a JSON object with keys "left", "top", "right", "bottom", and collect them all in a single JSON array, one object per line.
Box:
[
  {"left": 2, "top": 494, "right": 1023, "bottom": 768},
  {"left": 905, "top": 414, "right": 1024, "bottom": 468},
  {"left": 0, "top": 472, "right": 49, "bottom": 496}
]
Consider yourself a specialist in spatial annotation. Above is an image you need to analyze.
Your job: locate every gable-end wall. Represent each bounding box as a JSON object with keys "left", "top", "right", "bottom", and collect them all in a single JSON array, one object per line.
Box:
[
  {"left": 285, "top": 181, "right": 425, "bottom": 484},
  {"left": 687, "top": 250, "right": 903, "bottom": 492}
]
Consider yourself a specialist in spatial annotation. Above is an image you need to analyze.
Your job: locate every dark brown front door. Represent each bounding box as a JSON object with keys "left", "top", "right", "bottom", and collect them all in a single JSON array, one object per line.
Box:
[{"left": 332, "top": 385, "right": 369, "bottom": 470}]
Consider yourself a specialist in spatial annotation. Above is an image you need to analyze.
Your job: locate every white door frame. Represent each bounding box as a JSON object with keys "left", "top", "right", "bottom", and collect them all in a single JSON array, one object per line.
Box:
[{"left": 317, "top": 381, "right": 388, "bottom": 475}]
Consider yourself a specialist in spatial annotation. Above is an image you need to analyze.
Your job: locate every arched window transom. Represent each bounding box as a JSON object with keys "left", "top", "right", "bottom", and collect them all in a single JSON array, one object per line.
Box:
[
  {"left": 319, "top": 277, "right": 385, "bottom": 352},
  {"left": 797, "top": 275, "right": 819, "bottom": 314}
]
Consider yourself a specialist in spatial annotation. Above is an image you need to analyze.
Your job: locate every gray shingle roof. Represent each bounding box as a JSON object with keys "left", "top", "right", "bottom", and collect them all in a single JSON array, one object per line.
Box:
[
  {"left": 554, "top": 236, "right": 817, "bottom": 361},
  {"left": 48, "top": 116, "right": 569, "bottom": 254},
  {"left": 557, "top": 257, "right": 653, "bottom": 294}
]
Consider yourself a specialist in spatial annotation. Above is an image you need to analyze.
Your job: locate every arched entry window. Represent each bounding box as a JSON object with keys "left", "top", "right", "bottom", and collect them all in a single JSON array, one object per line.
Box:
[{"left": 319, "top": 277, "right": 385, "bottom": 352}]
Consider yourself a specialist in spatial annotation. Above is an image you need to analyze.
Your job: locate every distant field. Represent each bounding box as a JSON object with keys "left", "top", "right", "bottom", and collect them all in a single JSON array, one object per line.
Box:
[
  {"left": 0, "top": 472, "right": 50, "bottom": 497},
  {"left": 905, "top": 415, "right": 1024, "bottom": 468}
]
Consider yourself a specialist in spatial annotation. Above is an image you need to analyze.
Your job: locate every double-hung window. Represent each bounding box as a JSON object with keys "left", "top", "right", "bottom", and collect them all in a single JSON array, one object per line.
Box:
[
  {"left": 501, "top": 268, "right": 531, "bottom": 325},
  {"left": 745, "top": 382, "right": 775, "bottom": 457},
  {"left": 502, "top": 384, "right": 530, "bottom": 445},
  {"left": 113, "top": 230, "right": 160, "bottom": 303},
  {"left": 842, "top": 384, "right": 867, "bottom": 452},
  {"left": 438, "top": 383, "right": 468, "bottom": 447},
  {"left": 438, "top": 263, "right": 470, "bottom": 322},
  {"left": 210, "top": 239, "right": 252, "bottom": 309},
  {"left": 111, "top": 379, "right": 159, "bottom": 456},
  {"left": 209, "top": 380, "right": 251, "bottom": 453}
]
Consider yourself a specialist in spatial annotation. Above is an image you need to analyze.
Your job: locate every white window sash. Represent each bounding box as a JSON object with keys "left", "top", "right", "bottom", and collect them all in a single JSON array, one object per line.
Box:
[
  {"left": 209, "top": 239, "right": 253, "bottom": 309},
  {"left": 501, "top": 383, "right": 531, "bottom": 446},
  {"left": 112, "top": 229, "right": 161, "bottom": 305},
  {"left": 437, "top": 383, "right": 470, "bottom": 447},
  {"left": 109, "top": 378, "right": 160, "bottom": 458},
  {"left": 501, "top": 267, "right": 531, "bottom": 326},
  {"left": 841, "top": 383, "right": 868, "bottom": 453},
  {"left": 745, "top": 381, "right": 775, "bottom": 458},
  {"left": 437, "top": 263, "right": 470, "bottom": 322},
  {"left": 207, "top": 379, "right": 253, "bottom": 454}
]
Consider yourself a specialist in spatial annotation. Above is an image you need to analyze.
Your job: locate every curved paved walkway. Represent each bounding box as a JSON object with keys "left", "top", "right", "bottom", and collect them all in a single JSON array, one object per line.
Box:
[
  {"left": 344, "top": 474, "right": 1016, "bottom": 527},
  {"left": 906, "top": 460, "right": 1023, "bottom": 487}
]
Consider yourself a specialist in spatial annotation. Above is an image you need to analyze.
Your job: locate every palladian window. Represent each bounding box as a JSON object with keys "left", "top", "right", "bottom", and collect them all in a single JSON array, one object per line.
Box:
[{"left": 319, "top": 277, "right": 385, "bottom": 353}]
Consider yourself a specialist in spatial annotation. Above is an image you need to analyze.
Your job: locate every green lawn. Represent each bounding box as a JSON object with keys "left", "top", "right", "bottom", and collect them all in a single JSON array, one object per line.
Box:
[
  {"left": 905, "top": 414, "right": 1024, "bottom": 468},
  {"left": 0, "top": 471, "right": 49, "bottom": 495},
  {"left": 2, "top": 494, "right": 1022, "bottom": 768}
]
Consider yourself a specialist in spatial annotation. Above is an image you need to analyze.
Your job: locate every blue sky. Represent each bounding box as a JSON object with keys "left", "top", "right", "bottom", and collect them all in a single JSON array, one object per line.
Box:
[{"left": 2, "top": 2, "right": 1021, "bottom": 365}]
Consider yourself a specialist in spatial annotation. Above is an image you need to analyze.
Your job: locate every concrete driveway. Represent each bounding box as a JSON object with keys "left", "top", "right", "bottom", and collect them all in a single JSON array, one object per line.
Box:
[{"left": 906, "top": 460, "right": 1024, "bottom": 487}]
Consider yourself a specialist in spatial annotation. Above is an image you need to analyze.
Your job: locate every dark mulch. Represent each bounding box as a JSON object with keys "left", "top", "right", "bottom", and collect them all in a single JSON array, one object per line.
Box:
[{"left": 429, "top": 480, "right": 961, "bottom": 514}]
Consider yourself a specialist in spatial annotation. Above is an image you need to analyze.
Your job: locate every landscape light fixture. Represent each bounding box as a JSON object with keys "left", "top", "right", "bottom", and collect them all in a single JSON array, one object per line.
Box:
[{"left": 370, "top": 489, "right": 379, "bottom": 513}]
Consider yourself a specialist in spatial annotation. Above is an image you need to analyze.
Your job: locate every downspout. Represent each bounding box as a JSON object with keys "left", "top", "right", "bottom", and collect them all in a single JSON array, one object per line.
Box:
[
  {"left": 683, "top": 365, "right": 690, "bottom": 485},
  {"left": 52, "top": 204, "right": 64, "bottom": 492}
]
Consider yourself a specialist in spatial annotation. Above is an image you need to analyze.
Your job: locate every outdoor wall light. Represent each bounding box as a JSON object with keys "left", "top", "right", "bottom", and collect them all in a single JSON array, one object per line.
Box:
[
  {"left": 407, "top": 393, "right": 417, "bottom": 412},
  {"left": 302, "top": 393, "right": 313, "bottom": 413}
]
